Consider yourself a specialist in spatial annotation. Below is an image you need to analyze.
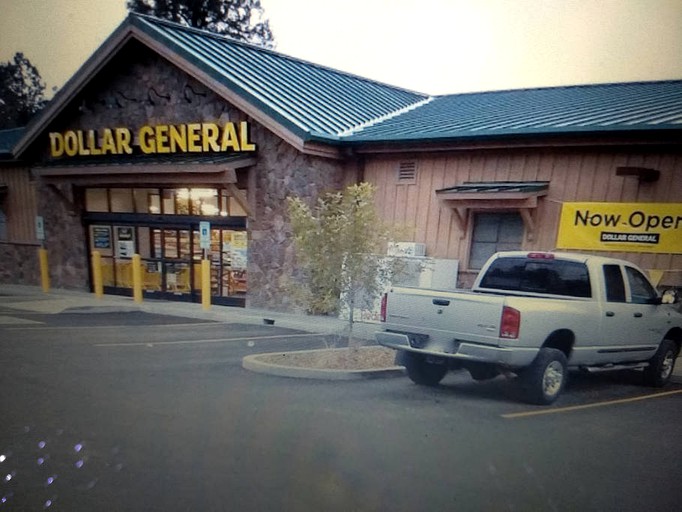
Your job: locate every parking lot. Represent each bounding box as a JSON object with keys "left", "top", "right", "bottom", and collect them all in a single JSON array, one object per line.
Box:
[{"left": 1, "top": 290, "right": 681, "bottom": 511}]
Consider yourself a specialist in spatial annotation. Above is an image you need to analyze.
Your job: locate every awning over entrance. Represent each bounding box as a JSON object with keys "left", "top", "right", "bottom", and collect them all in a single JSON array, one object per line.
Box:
[
  {"left": 32, "top": 153, "right": 255, "bottom": 216},
  {"left": 32, "top": 154, "right": 256, "bottom": 186},
  {"left": 436, "top": 181, "right": 549, "bottom": 240}
]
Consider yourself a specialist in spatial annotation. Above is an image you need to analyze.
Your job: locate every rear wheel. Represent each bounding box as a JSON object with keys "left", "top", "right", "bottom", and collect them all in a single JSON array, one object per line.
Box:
[
  {"left": 520, "top": 348, "right": 568, "bottom": 405},
  {"left": 643, "top": 339, "right": 677, "bottom": 387},
  {"left": 404, "top": 353, "right": 448, "bottom": 386}
]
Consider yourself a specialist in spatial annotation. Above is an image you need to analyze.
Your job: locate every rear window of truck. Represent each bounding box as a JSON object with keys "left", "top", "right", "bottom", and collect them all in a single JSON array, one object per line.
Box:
[{"left": 479, "top": 257, "right": 591, "bottom": 297}]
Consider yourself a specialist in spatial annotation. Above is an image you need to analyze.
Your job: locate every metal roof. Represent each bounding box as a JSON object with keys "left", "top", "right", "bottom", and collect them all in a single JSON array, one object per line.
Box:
[
  {"left": 132, "top": 15, "right": 428, "bottom": 140},
  {"left": 437, "top": 181, "right": 550, "bottom": 194},
  {"left": 0, "top": 128, "right": 25, "bottom": 155},
  {"left": 345, "top": 81, "right": 682, "bottom": 143},
  {"left": 10, "top": 15, "right": 682, "bottom": 158}
]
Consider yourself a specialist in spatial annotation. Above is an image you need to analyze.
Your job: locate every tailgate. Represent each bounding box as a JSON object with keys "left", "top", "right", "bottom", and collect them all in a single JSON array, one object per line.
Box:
[{"left": 384, "top": 287, "right": 505, "bottom": 345}]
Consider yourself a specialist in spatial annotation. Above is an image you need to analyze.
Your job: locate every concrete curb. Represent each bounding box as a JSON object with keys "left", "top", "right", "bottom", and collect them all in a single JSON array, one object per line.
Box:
[{"left": 242, "top": 349, "right": 406, "bottom": 381}]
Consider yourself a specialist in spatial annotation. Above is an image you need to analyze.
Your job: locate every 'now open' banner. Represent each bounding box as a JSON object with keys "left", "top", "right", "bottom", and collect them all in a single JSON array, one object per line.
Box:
[{"left": 556, "top": 202, "right": 682, "bottom": 254}]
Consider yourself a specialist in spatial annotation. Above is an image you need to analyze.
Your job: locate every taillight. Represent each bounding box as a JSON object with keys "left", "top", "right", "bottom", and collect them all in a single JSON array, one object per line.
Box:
[
  {"left": 380, "top": 293, "right": 388, "bottom": 323},
  {"left": 499, "top": 306, "right": 520, "bottom": 339},
  {"left": 527, "top": 252, "right": 554, "bottom": 260}
]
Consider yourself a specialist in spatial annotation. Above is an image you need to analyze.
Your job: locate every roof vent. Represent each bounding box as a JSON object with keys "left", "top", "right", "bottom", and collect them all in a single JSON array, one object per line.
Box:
[{"left": 397, "top": 161, "right": 417, "bottom": 183}]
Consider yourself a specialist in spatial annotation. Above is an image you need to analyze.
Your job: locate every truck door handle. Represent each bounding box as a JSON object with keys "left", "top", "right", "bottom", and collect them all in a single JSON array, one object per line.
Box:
[
  {"left": 605, "top": 311, "right": 615, "bottom": 317},
  {"left": 633, "top": 312, "right": 643, "bottom": 318},
  {"left": 432, "top": 299, "right": 450, "bottom": 306}
]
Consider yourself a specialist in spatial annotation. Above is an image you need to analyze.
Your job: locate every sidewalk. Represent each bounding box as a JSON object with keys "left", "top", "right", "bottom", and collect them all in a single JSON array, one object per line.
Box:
[{"left": 0, "top": 284, "right": 378, "bottom": 340}]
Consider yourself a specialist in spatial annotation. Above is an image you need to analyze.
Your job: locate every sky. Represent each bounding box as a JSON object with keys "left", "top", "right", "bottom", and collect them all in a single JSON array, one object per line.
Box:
[{"left": 1, "top": 0, "right": 681, "bottom": 98}]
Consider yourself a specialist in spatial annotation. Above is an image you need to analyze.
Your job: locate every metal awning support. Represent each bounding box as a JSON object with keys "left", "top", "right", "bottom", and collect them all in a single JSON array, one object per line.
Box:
[{"left": 436, "top": 181, "right": 549, "bottom": 240}]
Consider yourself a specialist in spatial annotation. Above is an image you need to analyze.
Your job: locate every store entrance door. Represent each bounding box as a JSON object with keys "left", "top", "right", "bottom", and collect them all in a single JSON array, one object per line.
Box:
[{"left": 87, "top": 223, "right": 247, "bottom": 307}]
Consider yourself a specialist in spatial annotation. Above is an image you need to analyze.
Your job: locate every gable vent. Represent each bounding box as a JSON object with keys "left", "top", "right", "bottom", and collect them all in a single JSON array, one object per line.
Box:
[{"left": 397, "top": 161, "right": 417, "bottom": 183}]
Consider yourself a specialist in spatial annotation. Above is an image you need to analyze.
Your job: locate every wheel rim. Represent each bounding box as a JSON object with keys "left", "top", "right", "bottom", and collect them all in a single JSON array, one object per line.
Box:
[
  {"left": 543, "top": 361, "right": 564, "bottom": 397},
  {"left": 660, "top": 349, "right": 675, "bottom": 380}
]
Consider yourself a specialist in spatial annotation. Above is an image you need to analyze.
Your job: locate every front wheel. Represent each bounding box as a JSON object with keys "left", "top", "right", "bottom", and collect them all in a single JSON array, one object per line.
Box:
[
  {"left": 643, "top": 339, "right": 678, "bottom": 387},
  {"left": 519, "top": 348, "right": 568, "bottom": 405},
  {"left": 404, "top": 353, "right": 448, "bottom": 387}
]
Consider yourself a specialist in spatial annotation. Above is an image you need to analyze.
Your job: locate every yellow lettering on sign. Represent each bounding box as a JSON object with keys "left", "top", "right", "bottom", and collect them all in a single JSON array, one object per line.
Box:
[
  {"left": 240, "top": 121, "right": 256, "bottom": 151},
  {"left": 187, "top": 123, "right": 201, "bottom": 152},
  {"left": 155, "top": 125, "right": 170, "bottom": 154},
  {"left": 87, "top": 130, "right": 102, "bottom": 156},
  {"left": 202, "top": 123, "right": 220, "bottom": 152},
  {"left": 49, "top": 133, "right": 64, "bottom": 157},
  {"left": 101, "top": 129, "right": 116, "bottom": 155},
  {"left": 48, "top": 122, "right": 256, "bottom": 158},
  {"left": 76, "top": 131, "right": 90, "bottom": 156},
  {"left": 169, "top": 124, "right": 187, "bottom": 152},
  {"left": 139, "top": 126, "right": 155, "bottom": 154},
  {"left": 115, "top": 128, "right": 133, "bottom": 155},
  {"left": 220, "top": 123, "right": 240, "bottom": 151},
  {"left": 64, "top": 132, "right": 78, "bottom": 157}
]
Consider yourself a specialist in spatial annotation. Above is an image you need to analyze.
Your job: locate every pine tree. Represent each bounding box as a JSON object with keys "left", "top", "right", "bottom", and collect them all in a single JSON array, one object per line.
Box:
[
  {"left": 0, "top": 53, "right": 47, "bottom": 129},
  {"left": 127, "top": 0, "right": 275, "bottom": 48}
]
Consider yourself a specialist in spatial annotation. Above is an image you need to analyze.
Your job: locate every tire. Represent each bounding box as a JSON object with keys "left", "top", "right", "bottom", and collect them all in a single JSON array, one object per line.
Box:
[
  {"left": 520, "top": 348, "right": 568, "bottom": 405},
  {"left": 404, "top": 353, "right": 448, "bottom": 386},
  {"left": 468, "top": 365, "right": 500, "bottom": 381},
  {"left": 642, "top": 339, "right": 678, "bottom": 387}
]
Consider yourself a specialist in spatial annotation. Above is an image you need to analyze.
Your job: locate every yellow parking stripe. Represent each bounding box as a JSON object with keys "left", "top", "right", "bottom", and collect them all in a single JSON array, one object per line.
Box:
[{"left": 502, "top": 389, "right": 682, "bottom": 419}]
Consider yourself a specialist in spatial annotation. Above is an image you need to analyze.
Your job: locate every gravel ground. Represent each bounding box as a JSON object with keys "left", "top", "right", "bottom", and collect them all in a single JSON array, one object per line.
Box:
[{"left": 255, "top": 346, "right": 399, "bottom": 370}]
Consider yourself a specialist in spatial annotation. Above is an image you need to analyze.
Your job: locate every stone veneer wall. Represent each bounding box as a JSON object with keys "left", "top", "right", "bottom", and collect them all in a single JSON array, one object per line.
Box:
[
  {"left": 38, "top": 183, "right": 90, "bottom": 290},
  {"left": 247, "top": 134, "right": 350, "bottom": 310},
  {"left": 29, "top": 45, "right": 354, "bottom": 309},
  {"left": 0, "top": 242, "right": 41, "bottom": 285}
]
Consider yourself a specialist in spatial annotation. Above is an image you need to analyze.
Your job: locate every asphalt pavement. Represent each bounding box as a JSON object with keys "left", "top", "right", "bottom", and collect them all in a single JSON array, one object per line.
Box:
[{"left": 1, "top": 283, "right": 681, "bottom": 382}]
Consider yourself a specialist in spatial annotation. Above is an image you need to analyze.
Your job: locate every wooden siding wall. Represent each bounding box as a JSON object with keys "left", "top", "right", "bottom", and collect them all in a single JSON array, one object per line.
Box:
[
  {"left": 365, "top": 148, "right": 682, "bottom": 286},
  {"left": 0, "top": 166, "right": 37, "bottom": 242}
]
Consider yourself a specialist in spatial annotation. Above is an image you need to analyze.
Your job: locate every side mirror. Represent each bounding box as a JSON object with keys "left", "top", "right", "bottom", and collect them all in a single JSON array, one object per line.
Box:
[{"left": 661, "top": 289, "right": 679, "bottom": 305}]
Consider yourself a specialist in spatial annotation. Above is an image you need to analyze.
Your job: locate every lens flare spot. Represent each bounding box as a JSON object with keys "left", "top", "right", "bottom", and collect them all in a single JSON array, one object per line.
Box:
[
  {"left": 75, "top": 460, "right": 84, "bottom": 469},
  {"left": 37, "top": 457, "right": 45, "bottom": 466},
  {"left": 38, "top": 441, "right": 46, "bottom": 449},
  {"left": 46, "top": 476, "right": 56, "bottom": 486},
  {"left": 74, "top": 443, "right": 83, "bottom": 453}
]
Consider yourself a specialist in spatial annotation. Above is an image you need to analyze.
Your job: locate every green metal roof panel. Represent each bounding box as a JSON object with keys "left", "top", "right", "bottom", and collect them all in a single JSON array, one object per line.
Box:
[
  {"left": 345, "top": 81, "right": 682, "bottom": 142},
  {"left": 437, "top": 181, "right": 550, "bottom": 194},
  {"left": 0, "top": 128, "right": 24, "bottom": 155},
  {"left": 132, "top": 15, "right": 428, "bottom": 139}
]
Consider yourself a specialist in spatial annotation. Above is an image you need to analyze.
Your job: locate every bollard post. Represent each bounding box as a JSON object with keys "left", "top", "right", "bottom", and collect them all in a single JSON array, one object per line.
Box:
[
  {"left": 202, "top": 258, "right": 211, "bottom": 310},
  {"left": 92, "top": 251, "right": 103, "bottom": 298},
  {"left": 39, "top": 248, "right": 50, "bottom": 293},
  {"left": 132, "top": 254, "right": 143, "bottom": 303}
]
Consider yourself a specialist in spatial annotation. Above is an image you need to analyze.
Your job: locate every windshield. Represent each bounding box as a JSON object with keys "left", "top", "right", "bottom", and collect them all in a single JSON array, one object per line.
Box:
[{"left": 479, "top": 257, "right": 592, "bottom": 297}]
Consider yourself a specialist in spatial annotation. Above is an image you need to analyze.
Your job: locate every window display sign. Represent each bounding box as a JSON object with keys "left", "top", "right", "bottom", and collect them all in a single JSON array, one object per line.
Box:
[
  {"left": 93, "top": 226, "right": 111, "bottom": 249},
  {"left": 116, "top": 226, "right": 135, "bottom": 258},
  {"left": 557, "top": 202, "right": 682, "bottom": 254},
  {"left": 231, "top": 232, "right": 248, "bottom": 269}
]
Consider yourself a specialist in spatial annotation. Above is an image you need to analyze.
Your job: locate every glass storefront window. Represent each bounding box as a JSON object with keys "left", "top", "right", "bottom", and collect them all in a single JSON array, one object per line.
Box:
[
  {"left": 134, "top": 189, "right": 160, "bottom": 214},
  {"left": 110, "top": 189, "right": 134, "bottom": 213},
  {"left": 84, "top": 187, "right": 247, "bottom": 217},
  {"left": 85, "top": 189, "right": 108, "bottom": 212},
  {"left": 190, "top": 188, "right": 219, "bottom": 216}
]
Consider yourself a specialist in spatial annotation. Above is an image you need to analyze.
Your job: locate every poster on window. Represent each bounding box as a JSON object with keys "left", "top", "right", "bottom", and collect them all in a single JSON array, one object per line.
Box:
[
  {"left": 231, "top": 232, "right": 247, "bottom": 269},
  {"left": 92, "top": 226, "right": 111, "bottom": 249},
  {"left": 556, "top": 202, "right": 682, "bottom": 254}
]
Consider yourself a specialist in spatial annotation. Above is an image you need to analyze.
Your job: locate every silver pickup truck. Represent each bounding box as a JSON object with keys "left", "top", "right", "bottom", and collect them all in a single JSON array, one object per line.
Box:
[{"left": 376, "top": 251, "right": 682, "bottom": 404}]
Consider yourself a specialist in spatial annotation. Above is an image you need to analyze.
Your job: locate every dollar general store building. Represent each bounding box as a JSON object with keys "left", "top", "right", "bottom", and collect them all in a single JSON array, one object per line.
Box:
[{"left": 1, "top": 14, "right": 681, "bottom": 309}]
